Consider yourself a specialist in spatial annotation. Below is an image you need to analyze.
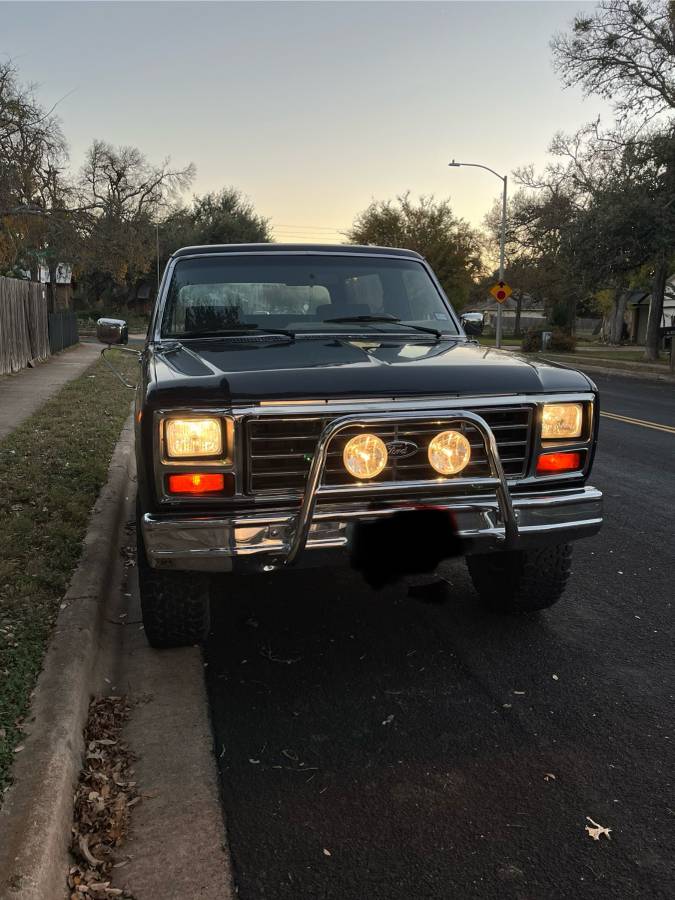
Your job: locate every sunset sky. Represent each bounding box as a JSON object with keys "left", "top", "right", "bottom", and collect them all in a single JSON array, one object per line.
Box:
[{"left": 2, "top": 1, "right": 611, "bottom": 241}]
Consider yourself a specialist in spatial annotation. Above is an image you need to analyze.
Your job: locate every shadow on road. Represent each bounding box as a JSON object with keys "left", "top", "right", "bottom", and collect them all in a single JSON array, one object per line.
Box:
[{"left": 204, "top": 558, "right": 671, "bottom": 900}]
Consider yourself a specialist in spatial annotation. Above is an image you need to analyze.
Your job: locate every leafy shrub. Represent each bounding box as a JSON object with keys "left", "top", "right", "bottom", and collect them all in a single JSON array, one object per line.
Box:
[
  {"left": 521, "top": 327, "right": 576, "bottom": 353},
  {"left": 521, "top": 329, "right": 543, "bottom": 352},
  {"left": 549, "top": 329, "right": 576, "bottom": 352}
]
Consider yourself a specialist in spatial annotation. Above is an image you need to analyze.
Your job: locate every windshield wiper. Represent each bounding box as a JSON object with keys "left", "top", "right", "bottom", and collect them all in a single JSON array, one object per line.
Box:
[
  {"left": 173, "top": 326, "right": 295, "bottom": 341},
  {"left": 321, "top": 315, "right": 442, "bottom": 340}
]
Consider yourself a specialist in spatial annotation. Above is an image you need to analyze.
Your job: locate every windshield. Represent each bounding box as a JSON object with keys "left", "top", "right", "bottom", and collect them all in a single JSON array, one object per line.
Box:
[{"left": 160, "top": 254, "right": 460, "bottom": 338}]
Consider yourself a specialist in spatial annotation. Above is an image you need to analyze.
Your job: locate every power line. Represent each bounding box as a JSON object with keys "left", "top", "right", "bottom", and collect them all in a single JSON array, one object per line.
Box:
[
  {"left": 273, "top": 229, "right": 346, "bottom": 234},
  {"left": 271, "top": 222, "right": 349, "bottom": 231}
]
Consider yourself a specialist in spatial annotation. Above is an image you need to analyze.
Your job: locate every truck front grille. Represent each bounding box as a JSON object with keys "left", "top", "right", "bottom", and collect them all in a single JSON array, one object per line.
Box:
[{"left": 246, "top": 406, "right": 533, "bottom": 494}]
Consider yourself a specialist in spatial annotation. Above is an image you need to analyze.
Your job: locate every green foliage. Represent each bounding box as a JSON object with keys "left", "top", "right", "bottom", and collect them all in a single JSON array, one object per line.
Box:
[
  {"left": 160, "top": 188, "right": 271, "bottom": 261},
  {"left": 549, "top": 302, "right": 572, "bottom": 330},
  {"left": 347, "top": 193, "right": 482, "bottom": 309},
  {"left": 0, "top": 352, "right": 138, "bottom": 795}
]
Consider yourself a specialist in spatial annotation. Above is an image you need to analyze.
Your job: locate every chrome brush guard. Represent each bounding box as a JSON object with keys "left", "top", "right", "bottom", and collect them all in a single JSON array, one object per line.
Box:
[{"left": 284, "top": 410, "right": 518, "bottom": 566}]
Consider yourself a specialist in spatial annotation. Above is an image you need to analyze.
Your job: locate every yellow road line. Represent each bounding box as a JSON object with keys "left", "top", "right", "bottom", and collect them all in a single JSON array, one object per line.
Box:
[{"left": 600, "top": 411, "right": 675, "bottom": 434}]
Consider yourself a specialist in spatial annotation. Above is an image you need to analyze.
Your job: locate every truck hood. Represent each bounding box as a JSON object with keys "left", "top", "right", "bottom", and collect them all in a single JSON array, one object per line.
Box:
[{"left": 145, "top": 337, "right": 592, "bottom": 407}]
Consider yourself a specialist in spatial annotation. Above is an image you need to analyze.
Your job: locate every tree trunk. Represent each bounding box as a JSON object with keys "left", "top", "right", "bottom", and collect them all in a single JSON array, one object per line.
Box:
[
  {"left": 610, "top": 288, "right": 627, "bottom": 344},
  {"left": 48, "top": 262, "right": 58, "bottom": 313},
  {"left": 514, "top": 292, "right": 522, "bottom": 337},
  {"left": 644, "top": 259, "right": 667, "bottom": 362},
  {"left": 567, "top": 293, "right": 577, "bottom": 335}
]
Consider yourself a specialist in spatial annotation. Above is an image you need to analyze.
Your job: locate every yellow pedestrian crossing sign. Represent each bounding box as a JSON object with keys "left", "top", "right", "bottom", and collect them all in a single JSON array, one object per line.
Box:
[{"left": 490, "top": 281, "right": 512, "bottom": 303}]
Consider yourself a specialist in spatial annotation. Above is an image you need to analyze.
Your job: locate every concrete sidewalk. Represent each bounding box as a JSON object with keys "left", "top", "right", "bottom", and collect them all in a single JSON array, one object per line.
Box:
[{"left": 0, "top": 342, "right": 101, "bottom": 441}]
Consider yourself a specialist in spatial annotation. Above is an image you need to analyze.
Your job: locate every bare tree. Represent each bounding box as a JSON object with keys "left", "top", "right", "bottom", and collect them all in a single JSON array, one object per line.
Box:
[
  {"left": 77, "top": 141, "right": 195, "bottom": 299},
  {"left": 551, "top": 0, "right": 675, "bottom": 124},
  {"left": 0, "top": 60, "right": 71, "bottom": 284},
  {"left": 551, "top": 2, "right": 675, "bottom": 358}
]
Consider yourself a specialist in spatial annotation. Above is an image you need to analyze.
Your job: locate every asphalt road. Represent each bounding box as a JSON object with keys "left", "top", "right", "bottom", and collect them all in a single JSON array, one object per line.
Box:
[{"left": 205, "top": 374, "right": 674, "bottom": 900}]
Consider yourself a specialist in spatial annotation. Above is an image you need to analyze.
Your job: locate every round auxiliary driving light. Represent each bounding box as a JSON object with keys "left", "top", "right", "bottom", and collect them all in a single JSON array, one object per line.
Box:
[
  {"left": 343, "top": 433, "right": 388, "bottom": 479},
  {"left": 428, "top": 430, "right": 472, "bottom": 476}
]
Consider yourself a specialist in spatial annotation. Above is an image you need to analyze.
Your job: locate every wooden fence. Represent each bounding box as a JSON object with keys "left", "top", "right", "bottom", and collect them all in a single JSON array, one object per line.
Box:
[
  {"left": 48, "top": 311, "right": 79, "bottom": 354},
  {"left": 0, "top": 276, "right": 50, "bottom": 376}
]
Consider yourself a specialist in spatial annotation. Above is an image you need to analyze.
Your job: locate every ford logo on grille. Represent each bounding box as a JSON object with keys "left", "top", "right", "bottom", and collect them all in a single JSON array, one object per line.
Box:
[{"left": 385, "top": 440, "right": 419, "bottom": 459}]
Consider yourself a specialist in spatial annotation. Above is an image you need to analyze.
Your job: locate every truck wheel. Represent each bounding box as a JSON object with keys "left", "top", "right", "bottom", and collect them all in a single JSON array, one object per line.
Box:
[
  {"left": 136, "top": 521, "right": 211, "bottom": 648},
  {"left": 466, "top": 543, "right": 572, "bottom": 614}
]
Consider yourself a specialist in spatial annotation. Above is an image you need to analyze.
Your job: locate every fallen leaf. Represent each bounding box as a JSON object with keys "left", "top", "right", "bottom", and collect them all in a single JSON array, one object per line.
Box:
[
  {"left": 79, "top": 834, "right": 103, "bottom": 867},
  {"left": 323, "top": 848, "right": 332, "bottom": 856},
  {"left": 249, "top": 758, "right": 260, "bottom": 765},
  {"left": 585, "top": 817, "right": 611, "bottom": 841},
  {"left": 544, "top": 773, "right": 556, "bottom": 782}
]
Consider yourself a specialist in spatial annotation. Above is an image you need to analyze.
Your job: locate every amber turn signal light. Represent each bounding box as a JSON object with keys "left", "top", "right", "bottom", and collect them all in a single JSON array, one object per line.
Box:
[
  {"left": 536, "top": 452, "right": 582, "bottom": 474},
  {"left": 167, "top": 473, "right": 226, "bottom": 494}
]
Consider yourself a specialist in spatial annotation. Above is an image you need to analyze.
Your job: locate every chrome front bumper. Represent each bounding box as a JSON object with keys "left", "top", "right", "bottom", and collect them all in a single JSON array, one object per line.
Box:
[
  {"left": 141, "top": 409, "right": 602, "bottom": 572},
  {"left": 141, "top": 486, "right": 603, "bottom": 572}
]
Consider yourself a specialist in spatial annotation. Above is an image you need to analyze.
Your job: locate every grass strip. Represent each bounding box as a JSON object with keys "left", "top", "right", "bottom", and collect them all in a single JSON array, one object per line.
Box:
[
  {"left": 0, "top": 350, "right": 138, "bottom": 797},
  {"left": 540, "top": 353, "right": 670, "bottom": 375}
]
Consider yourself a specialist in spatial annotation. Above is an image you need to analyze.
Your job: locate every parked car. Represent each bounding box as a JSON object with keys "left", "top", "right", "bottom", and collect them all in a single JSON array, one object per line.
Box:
[
  {"left": 98, "top": 244, "right": 602, "bottom": 647},
  {"left": 459, "top": 311, "right": 484, "bottom": 335}
]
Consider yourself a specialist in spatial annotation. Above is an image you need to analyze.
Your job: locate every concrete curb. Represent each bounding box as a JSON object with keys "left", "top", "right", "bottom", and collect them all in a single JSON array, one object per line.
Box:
[
  {"left": 540, "top": 355, "right": 675, "bottom": 384},
  {"left": 0, "top": 416, "right": 134, "bottom": 900}
]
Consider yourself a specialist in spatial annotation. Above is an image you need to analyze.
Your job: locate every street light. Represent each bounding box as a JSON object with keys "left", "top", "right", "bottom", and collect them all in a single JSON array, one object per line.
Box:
[{"left": 449, "top": 160, "right": 508, "bottom": 348}]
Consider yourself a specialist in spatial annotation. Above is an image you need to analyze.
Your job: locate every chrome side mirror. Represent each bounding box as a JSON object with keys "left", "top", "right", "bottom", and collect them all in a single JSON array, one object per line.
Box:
[
  {"left": 97, "top": 317, "right": 129, "bottom": 346},
  {"left": 96, "top": 317, "right": 139, "bottom": 389}
]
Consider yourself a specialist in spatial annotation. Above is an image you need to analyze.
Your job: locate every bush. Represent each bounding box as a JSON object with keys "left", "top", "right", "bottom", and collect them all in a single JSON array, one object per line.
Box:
[
  {"left": 549, "top": 329, "right": 576, "bottom": 352},
  {"left": 521, "top": 329, "right": 543, "bottom": 352},
  {"left": 521, "top": 327, "right": 576, "bottom": 353}
]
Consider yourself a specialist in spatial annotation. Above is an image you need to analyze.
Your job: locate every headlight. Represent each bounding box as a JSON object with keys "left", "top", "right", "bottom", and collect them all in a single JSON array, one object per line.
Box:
[
  {"left": 165, "top": 417, "right": 223, "bottom": 458},
  {"left": 343, "top": 433, "right": 388, "bottom": 479},
  {"left": 428, "top": 430, "right": 471, "bottom": 475},
  {"left": 541, "top": 403, "right": 583, "bottom": 440}
]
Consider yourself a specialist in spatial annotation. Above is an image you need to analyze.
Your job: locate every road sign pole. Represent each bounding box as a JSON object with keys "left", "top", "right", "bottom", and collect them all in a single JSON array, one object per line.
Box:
[{"left": 496, "top": 174, "right": 507, "bottom": 350}]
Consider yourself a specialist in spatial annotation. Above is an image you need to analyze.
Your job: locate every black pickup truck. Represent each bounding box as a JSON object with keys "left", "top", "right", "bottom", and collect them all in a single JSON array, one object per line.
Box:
[{"left": 98, "top": 244, "right": 602, "bottom": 647}]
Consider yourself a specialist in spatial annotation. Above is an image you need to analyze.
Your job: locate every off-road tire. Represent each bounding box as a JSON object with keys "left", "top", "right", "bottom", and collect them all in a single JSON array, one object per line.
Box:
[
  {"left": 466, "top": 543, "right": 572, "bottom": 614},
  {"left": 136, "top": 514, "right": 211, "bottom": 648}
]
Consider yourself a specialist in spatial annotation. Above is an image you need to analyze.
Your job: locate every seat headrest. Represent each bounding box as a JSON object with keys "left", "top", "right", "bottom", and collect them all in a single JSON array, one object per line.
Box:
[
  {"left": 184, "top": 305, "right": 234, "bottom": 331},
  {"left": 315, "top": 303, "right": 371, "bottom": 320}
]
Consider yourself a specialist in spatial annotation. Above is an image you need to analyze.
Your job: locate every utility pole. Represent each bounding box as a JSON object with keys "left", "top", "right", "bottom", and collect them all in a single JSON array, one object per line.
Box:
[{"left": 449, "top": 160, "right": 508, "bottom": 348}]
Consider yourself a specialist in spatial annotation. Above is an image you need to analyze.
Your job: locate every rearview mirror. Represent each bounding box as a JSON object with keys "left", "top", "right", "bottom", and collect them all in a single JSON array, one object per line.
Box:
[{"left": 97, "top": 317, "right": 129, "bottom": 346}]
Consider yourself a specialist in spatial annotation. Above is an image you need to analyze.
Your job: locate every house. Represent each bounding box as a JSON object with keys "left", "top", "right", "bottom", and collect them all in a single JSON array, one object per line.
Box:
[
  {"left": 38, "top": 262, "right": 74, "bottom": 311},
  {"left": 128, "top": 282, "right": 154, "bottom": 317},
  {"left": 626, "top": 277, "right": 675, "bottom": 345}
]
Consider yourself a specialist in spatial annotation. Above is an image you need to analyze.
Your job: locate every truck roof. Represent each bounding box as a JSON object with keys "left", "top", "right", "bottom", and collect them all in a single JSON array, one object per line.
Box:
[{"left": 170, "top": 243, "right": 424, "bottom": 260}]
